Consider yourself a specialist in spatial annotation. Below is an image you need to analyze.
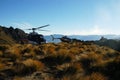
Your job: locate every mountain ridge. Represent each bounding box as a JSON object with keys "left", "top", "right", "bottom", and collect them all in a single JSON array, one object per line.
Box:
[
  {"left": 1, "top": 25, "right": 120, "bottom": 44},
  {"left": 0, "top": 26, "right": 27, "bottom": 44}
]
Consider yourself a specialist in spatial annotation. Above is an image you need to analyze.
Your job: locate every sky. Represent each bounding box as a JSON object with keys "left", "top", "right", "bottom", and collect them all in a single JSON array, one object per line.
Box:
[{"left": 0, "top": 0, "right": 120, "bottom": 35}]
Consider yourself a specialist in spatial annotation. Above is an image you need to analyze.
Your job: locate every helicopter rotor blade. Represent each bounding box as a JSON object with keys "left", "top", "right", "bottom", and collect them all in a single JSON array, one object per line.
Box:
[
  {"left": 38, "top": 30, "right": 50, "bottom": 32},
  {"left": 24, "top": 24, "right": 50, "bottom": 31},
  {"left": 37, "top": 24, "right": 50, "bottom": 29}
]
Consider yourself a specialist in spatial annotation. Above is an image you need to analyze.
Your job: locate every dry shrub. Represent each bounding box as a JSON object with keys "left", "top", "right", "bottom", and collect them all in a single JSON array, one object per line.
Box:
[
  {"left": 103, "top": 51, "right": 120, "bottom": 59},
  {"left": 21, "top": 44, "right": 37, "bottom": 54},
  {"left": 61, "top": 76, "right": 73, "bottom": 80},
  {"left": 57, "top": 48, "right": 69, "bottom": 55},
  {"left": 82, "top": 45, "right": 88, "bottom": 49},
  {"left": 88, "top": 52, "right": 103, "bottom": 64},
  {"left": 13, "top": 77, "right": 22, "bottom": 80},
  {"left": 41, "top": 43, "right": 57, "bottom": 55},
  {"left": 0, "top": 63, "right": 6, "bottom": 71},
  {"left": 84, "top": 55, "right": 120, "bottom": 80},
  {"left": 72, "top": 62, "right": 83, "bottom": 72},
  {"left": 114, "top": 55, "right": 120, "bottom": 62},
  {"left": 13, "top": 59, "right": 44, "bottom": 76},
  {"left": 95, "top": 50, "right": 102, "bottom": 54},
  {"left": 55, "top": 64, "right": 79, "bottom": 79},
  {"left": 102, "top": 57, "right": 120, "bottom": 80},
  {"left": 80, "top": 52, "right": 103, "bottom": 66},
  {"left": 79, "top": 48, "right": 84, "bottom": 53},
  {"left": 24, "top": 44, "right": 33, "bottom": 49},
  {"left": 2, "top": 52, "right": 17, "bottom": 62},
  {"left": 8, "top": 46, "right": 22, "bottom": 58},
  {"left": 58, "top": 42, "right": 69, "bottom": 47},
  {"left": 34, "top": 47, "right": 44, "bottom": 55},
  {"left": 58, "top": 62, "right": 83, "bottom": 70},
  {"left": 79, "top": 52, "right": 103, "bottom": 74},
  {"left": 69, "top": 47, "right": 80, "bottom": 54},
  {"left": 41, "top": 53, "right": 72, "bottom": 67},
  {"left": 21, "top": 47, "right": 37, "bottom": 59},
  {"left": 84, "top": 72, "right": 108, "bottom": 80},
  {"left": 0, "top": 45, "right": 9, "bottom": 52},
  {"left": 0, "top": 51, "right": 3, "bottom": 57},
  {"left": 13, "top": 62, "right": 29, "bottom": 76},
  {"left": 1, "top": 45, "right": 26, "bottom": 61},
  {"left": 44, "top": 76, "right": 56, "bottom": 80},
  {"left": 47, "top": 46, "right": 56, "bottom": 54},
  {"left": 55, "top": 61, "right": 84, "bottom": 79},
  {"left": 21, "top": 47, "right": 31, "bottom": 54},
  {"left": 22, "top": 59, "right": 44, "bottom": 71}
]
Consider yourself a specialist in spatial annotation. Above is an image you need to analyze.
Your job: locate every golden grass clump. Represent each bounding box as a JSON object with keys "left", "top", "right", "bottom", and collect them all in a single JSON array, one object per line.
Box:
[
  {"left": 47, "top": 46, "right": 56, "bottom": 54},
  {"left": 0, "top": 63, "right": 6, "bottom": 70},
  {"left": 41, "top": 43, "right": 56, "bottom": 55},
  {"left": 0, "top": 51, "right": 3, "bottom": 57},
  {"left": 84, "top": 72, "right": 108, "bottom": 80},
  {"left": 61, "top": 76, "right": 73, "bottom": 80},
  {"left": 80, "top": 52, "right": 103, "bottom": 65},
  {"left": 69, "top": 47, "right": 80, "bottom": 54},
  {"left": 12, "top": 59, "right": 44, "bottom": 76},
  {"left": 54, "top": 65, "right": 78, "bottom": 78},
  {"left": 22, "top": 59, "right": 44, "bottom": 71},
  {"left": 41, "top": 54, "right": 71, "bottom": 67},
  {"left": 57, "top": 48, "right": 69, "bottom": 55},
  {"left": 8, "top": 46, "right": 22, "bottom": 58}
]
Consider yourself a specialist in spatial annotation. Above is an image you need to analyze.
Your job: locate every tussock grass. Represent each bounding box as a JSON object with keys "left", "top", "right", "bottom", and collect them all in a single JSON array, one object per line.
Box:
[
  {"left": 40, "top": 54, "right": 72, "bottom": 67},
  {"left": 22, "top": 59, "right": 44, "bottom": 71},
  {"left": 84, "top": 72, "right": 108, "bottom": 80},
  {"left": 0, "top": 42, "right": 119, "bottom": 80}
]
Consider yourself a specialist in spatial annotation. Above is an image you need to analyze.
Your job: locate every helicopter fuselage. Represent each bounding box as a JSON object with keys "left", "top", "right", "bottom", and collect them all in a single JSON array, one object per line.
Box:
[
  {"left": 28, "top": 33, "right": 46, "bottom": 44},
  {"left": 22, "top": 24, "right": 49, "bottom": 44}
]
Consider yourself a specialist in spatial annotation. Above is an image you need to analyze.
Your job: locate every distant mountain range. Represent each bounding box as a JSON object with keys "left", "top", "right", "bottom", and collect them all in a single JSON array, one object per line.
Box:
[
  {"left": 1, "top": 25, "right": 120, "bottom": 44},
  {"left": 44, "top": 34, "right": 120, "bottom": 43}
]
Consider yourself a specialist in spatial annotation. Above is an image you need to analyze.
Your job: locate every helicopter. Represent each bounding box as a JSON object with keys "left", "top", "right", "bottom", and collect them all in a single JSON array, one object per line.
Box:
[
  {"left": 51, "top": 35, "right": 72, "bottom": 43},
  {"left": 21, "top": 24, "right": 50, "bottom": 44}
]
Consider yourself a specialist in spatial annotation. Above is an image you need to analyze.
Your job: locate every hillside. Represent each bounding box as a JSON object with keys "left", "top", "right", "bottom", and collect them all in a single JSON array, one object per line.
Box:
[
  {"left": 94, "top": 37, "right": 120, "bottom": 52},
  {"left": 0, "top": 26, "right": 15, "bottom": 44},
  {"left": 0, "top": 42, "right": 120, "bottom": 80},
  {"left": 0, "top": 26, "right": 27, "bottom": 44},
  {"left": 45, "top": 35, "right": 120, "bottom": 52}
]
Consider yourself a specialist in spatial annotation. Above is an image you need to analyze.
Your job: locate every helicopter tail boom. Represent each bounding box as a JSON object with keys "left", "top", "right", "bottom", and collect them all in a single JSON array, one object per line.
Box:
[{"left": 51, "top": 35, "right": 55, "bottom": 41}]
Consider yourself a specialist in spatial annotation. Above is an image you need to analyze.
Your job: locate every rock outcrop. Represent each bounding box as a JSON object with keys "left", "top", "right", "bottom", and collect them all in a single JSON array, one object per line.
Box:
[{"left": 0, "top": 26, "right": 27, "bottom": 44}]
